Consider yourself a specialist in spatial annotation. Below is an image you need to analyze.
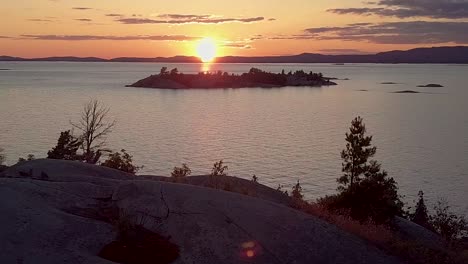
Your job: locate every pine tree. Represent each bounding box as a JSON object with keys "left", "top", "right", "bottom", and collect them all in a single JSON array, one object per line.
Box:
[
  {"left": 339, "top": 116, "right": 377, "bottom": 189},
  {"left": 411, "top": 190, "right": 431, "bottom": 229},
  {"left": 47, "top": 130, "right": 82, "bottom": 160},
  {"left": 327, "top": 117, "right": 404, "bottom": 223}
]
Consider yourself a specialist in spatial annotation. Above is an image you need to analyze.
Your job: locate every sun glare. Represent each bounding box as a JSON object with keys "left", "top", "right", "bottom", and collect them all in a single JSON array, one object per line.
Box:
[{"left": 196, "top": 37, "right": 217, "bottom": 63}]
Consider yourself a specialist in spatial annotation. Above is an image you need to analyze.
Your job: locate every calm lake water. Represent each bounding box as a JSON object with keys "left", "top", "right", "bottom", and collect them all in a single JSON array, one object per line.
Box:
[{"left": 0, "top": 62, "right": 467, "bottom": 214}]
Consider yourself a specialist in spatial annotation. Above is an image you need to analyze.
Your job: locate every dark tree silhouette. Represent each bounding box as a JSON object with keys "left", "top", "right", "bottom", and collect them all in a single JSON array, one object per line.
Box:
[
  {"left": 101, "top": 149, "right": 139, "bottom": 174},
  {"left": 431, "top": 199, "right": 467, "bottom": 242},
  {"left": 410, "top": 191, "right": 432, "bottom": 230},
  {"left": 339, "top": 116, "right": 376, "bottom": 189},
  {"left": 47, "top": 130, "right": 82, "bottom": 160},
  {"left": 71, "top": 100, "right": 115, "bottom": 164},
  {"left": 291, "top": 180, "right": 303, "bottom": 200},
  {"left": 211, "top": 160, "right": 228, "bottom": 177},
  {"left": 320, "top": 117, "right": 403, "bottom": 223},
  {"left": 171, "top": 163, "right": 191, "bottom": 178},
  {"left": 0, "top": 148, "right": 5, "bottom": 165},
  {"left": 17, "top": 154, "right": 35, "bottom": 163}
]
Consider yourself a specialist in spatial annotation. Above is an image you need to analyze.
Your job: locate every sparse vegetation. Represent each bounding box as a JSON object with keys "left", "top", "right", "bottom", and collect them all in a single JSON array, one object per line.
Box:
[
  {"left": 251, "top": 174, "right": 258, "bottom": 183},
  {"left": 211, "top": 160, "right": 228, "bottom": 177},
  {"left": 17, "top": 154, "right": 35, "bottom": 163},
  {"left": 209, "top": 160, "right": 228, "bottom": 189},
  {"left": 71, "top": 99, "right": 116, "bottom": 164},
  {"left": 101, "top": 149, "right": 140, "bottom": 174},
  {"left": 0, "top": 148, "right": 5, "bottom": 166},
  {"left": 430, "top": 199, "right": 467, "bottom": 243},
  {"left": 171, "top": 164, "right": 191, "bottom": 178},
  {"left": 291, "top": 180, "right": 303, "bottom": 200}
]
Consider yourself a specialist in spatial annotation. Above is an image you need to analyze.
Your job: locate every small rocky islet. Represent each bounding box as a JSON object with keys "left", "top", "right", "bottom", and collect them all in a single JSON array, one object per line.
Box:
[
  {"left": 417, "top": 84, "right": 444, "bottom": 88},
  {"left": 127, "top": 67, "right": 337, "bottom": 89}
]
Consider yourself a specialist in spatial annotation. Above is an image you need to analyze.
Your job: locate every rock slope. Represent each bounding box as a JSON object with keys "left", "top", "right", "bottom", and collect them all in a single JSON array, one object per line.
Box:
[{"left": 0, "top": 159, "right": 401, "bottom": 264}]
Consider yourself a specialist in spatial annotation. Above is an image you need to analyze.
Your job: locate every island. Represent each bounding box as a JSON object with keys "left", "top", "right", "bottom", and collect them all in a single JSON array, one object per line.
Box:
[
  {"left": 127, "top": 67, "right": 337, "bottom": 89},
  {"left": 393, "top": 90, "right": 421, "bottom": 94},
  {"left": 417, "top": 84, "right": 444, "bottom": 88}
]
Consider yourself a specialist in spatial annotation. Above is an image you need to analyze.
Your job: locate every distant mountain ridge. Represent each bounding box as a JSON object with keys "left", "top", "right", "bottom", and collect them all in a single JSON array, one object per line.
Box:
[{"left": 1, "top": 46, "right": 467, "bottom": 64}]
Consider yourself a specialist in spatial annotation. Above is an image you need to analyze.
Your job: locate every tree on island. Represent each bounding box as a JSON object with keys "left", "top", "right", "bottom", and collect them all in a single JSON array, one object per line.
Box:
[
  {"left": 320, "top": 116, "right": 403, "bottom": 223},
  {"left": 71, "top": 100, "right": 116, "bottom": 164}
]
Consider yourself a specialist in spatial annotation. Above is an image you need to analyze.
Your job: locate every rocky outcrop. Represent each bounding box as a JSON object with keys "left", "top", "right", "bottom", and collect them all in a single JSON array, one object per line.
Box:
[
  {"left": 417, "top": 84, "right": 444, "bottom": 88},
  {"left": 0, "top": 160, "right": 401, "bottom": 264}
]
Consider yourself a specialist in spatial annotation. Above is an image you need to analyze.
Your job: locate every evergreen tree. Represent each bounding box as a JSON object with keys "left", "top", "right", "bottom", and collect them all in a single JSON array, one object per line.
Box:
[
  {"left": 324, "top": 117, "right": 403, "bottom": 223},
  {"left": 411, "top": 191, "right": 431, "bottom": 229},
  {"left": 339, "top": 116, "right": 377, "bottom": 189},
  {"left": 47, "top": 130, "right": 82, "bottom": 160}
]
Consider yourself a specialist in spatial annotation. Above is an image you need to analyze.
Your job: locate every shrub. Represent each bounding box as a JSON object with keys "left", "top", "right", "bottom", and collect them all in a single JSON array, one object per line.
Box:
[
  {"left": 291, "top": 180, "right": 304, "bottom": 200},
  {"left": 47, "top": 130, "right": 82, "bottom": 160},
  {"left": 171, "top": 164, "right": 191, "bottom": 178},
  {"left": 101, "top": 149, "right": 140, "bottom": 174},
  {"left": 431, "top": 199, "right": 467, "bottom": 242},
  {"left": 0, "top": 148, "right": 5, "bottom": 165},
  {"left": 211, "top": 160, "right": 228, "bottom": 177},
  {"left": 251, "top": 174, "right": 258, "bottom": 183},
  {"left": 17, "top": 154, "right": 36, "bottom": 163}
]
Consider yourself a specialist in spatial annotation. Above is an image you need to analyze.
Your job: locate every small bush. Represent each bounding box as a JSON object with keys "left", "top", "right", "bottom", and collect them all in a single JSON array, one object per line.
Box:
[
  {"left": 431, "top": 199, "right": 467, "bottom": 242},
  {"left": 251, "top": 174, "right": 258, "bottom": 183},
  {"left": 208, "top": 160, "right": 228, "bottom": 189},
  {"left": 291, "top": 180, "right": 303, "bottom": 200},
  {"left": 211, "top": 160, "right": 228, "bottom": 177},
  {"left": 101, "top": 149, "right": 141, "bottom": 174},
  {"left": 0, "top": 148, "right": 5, "bottom": 165},
  {"left": 171, "top": 164, "right": 191, "bottom": 178},
  {"left": 17, "top": 154, "right": 35, "bottom": 163}
]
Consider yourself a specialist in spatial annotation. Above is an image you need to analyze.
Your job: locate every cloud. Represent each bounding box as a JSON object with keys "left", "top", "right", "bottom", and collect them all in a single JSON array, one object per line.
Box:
[
  {"left": 303, "top": 21, "right": 468, "bottom": 44},
  {"left": 318, "top": 49, "right": 371, "bottom": 54},
  {"left": 19, "top": 35, "right": 199, "bottom": 41},
  {"left": 105, "top": 14, "right": 123, "bottom": 17},
  {"left": 0, "top": 36, "right": 10, "bottom": 39},
  {"left": 28, "top": 19, "right": 54, "bottom": 22},
  {"left": 75, "top": 18, "right": 92, "bottom": 22},
  {"left": 73, "top": 7, "right": 93, "bottom": 10},
  {"left": 223, "top": 43, "right": 252, "bottom": 49},
  {"left": 117, "top": 14, "right": 265, "bottom": 24},
  {"left": 328, "top": 0, "right": 468, "bottom": 19}
]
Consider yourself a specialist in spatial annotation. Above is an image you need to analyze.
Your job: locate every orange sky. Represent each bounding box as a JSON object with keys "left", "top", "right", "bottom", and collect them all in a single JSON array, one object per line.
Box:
[{"left": 0, "top": 0, "right": 466, "bottom": 58}]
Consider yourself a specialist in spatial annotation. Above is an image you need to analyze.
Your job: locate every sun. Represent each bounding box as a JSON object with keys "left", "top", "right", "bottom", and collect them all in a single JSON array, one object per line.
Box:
[{"left": 196, "top": 37, "right": 217, "bottom": 63}]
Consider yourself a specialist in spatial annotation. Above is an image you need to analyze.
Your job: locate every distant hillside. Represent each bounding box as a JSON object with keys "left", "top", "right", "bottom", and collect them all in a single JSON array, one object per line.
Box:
[{"left": 1, "top": 46, "right": 467, "bottom": 64}]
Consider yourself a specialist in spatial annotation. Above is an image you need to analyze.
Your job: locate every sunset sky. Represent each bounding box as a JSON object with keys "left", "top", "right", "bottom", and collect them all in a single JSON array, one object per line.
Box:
[{"left": 1, "top": 0, "right": 467, "bottom": 58}]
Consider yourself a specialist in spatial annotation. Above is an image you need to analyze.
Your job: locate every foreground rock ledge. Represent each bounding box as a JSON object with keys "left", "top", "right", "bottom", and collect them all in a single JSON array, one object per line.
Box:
[{"left": 0, "top": 159, "right": 400, "bottom": 264}]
